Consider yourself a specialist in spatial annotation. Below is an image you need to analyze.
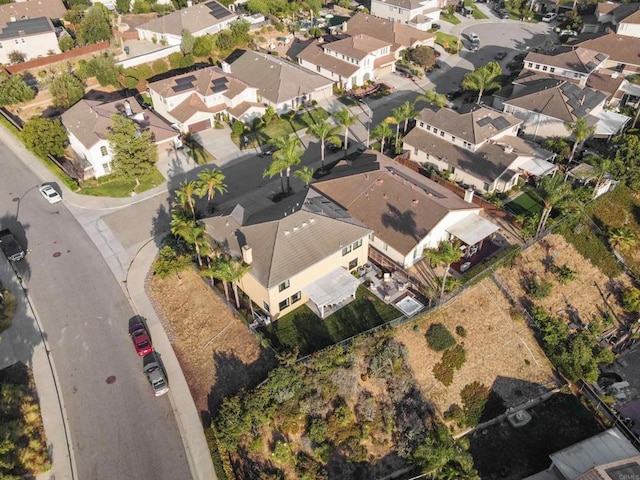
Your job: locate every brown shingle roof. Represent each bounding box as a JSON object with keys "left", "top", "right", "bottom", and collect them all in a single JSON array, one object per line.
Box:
[
  {"left": 0, "top": 0, "right": 66, "bottom": 25},
  {"left": 345, "top": 12, "right": 434, "bottom": 52},
  {"left": 575, "top": 33, "right": 640, "bottom": 68},
  {"left": 229, "top": 50, "right": 332, "bottom": 105},
  {"left": 524, "top": 46, "right": 607, "bottom": 74},
  {"left": 416, "top": 106, "right": 521, "bottom": 145},
  {"left": 323, "top": 34, "right": 391, "bottom": 60},
  {"left": 61, "top": 97, "right": 178, "bottom": 149},
  {"left": 202, "top": 191, "right": 371, "bottom": 288},
  {"left": 168, "top": 94, "right": 225, "bottom": 122},
  {"left": 147, "top": 66, "right": 249, "bottom": 100},
  {"left": 136, "top": 0, "right": 236, "bottom": 36},
  {"left": 297, "top": 39, "right": 360, "bottom": 78},
  {"left": 312, "top": 151, "right": 478, "bottom": 256}
]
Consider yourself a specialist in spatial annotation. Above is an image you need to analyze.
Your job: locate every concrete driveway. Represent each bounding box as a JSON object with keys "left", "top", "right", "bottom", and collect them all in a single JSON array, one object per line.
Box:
[{"left": 191, "top": 125, "right": 247, "bottom": 166}]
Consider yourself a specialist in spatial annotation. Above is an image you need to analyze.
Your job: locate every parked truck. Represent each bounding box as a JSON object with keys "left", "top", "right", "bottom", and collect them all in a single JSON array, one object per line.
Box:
[{"left": 0, "top": 229, "right": 25, "bottom": 262}]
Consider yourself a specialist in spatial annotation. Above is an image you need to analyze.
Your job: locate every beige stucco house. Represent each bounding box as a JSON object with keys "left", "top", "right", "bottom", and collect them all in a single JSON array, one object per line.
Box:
[
  {"left": 0, "top": 17, "right": 59, "bottom": 64},
  {"left": 369, "top": 0, "right": 443, "bottom": 31}
]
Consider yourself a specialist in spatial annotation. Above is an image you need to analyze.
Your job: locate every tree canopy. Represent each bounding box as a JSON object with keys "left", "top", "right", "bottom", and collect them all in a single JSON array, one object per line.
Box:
[
  {"left": 107, "top": 114, "right": 157, "bottom": 184},
  {"left": 77, "top": 5, "right": 112, "bottom": 46},
  {"left": 49, "top": 72, "right": 85, "bottom": 108},
  {"left": 21, "top": 117, "right": 68, "bottom": 159},
  {"left": 0, "top": 74, "right": 35, "bottom": 107}
]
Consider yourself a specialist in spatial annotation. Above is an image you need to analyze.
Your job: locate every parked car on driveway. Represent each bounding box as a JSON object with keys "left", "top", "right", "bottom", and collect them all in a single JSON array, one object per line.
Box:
[{"left": 542, "top": 12, "right": 557, "bottom": 22}]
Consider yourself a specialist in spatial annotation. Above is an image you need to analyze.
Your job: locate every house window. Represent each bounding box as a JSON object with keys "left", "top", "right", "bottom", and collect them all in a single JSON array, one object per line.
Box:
[
  {"left": 419, "top": 121, "right": 424, "bottom": 128},
  {"left": 483, "top": 182, "right": 490, "bottom": 191},
  {"left": 542, "top": 65, "right": 548, "bottom": 71},
  {"left": 316, "top": 65, "right": 321, "bottom": 73},
  {"left": 414, "top": 146, "right": 418, "bottom": 155},
  {"left": 440, "top": 131, "right": 444, "bottom": 137},
  {"left": 263, "top": 301, "right": 270, "bottom": 312},
  {"left": 451, "top": 136, "right": 456, "bottom": 143},
  {"left": 426, "top": 125, "right": 431, "bottom": 131},
  {"left": 278, "top": 279, "right": 290, "bottom": 292},
  {"left": 527, "top": 62, "right": 533, "bottom": 68},
  {"left": 550, "top": 67, "right": 555, "bottom": 73},
  {"left": 450, "top": 166, "right": 456, "bottom": 174},
  {"left": 342, "top": 244, "right": 352, "bottom": 256},
  {"left": 535, "top": 64, "right": 540, "bottom": 70},
  {"left": 20, "top": 38, "right": 25, "bottom": 44},
  {"left": 353, "top": 238, "right": 362, "bottom": 249},
  {"left": 100, "top": 146, "right": 108, "bottom": 156},
  {"left": 433, "top": 128, "right": 438, "bottom": 134},
  {"left": 349, "top": 258, "right": 358, "bottom": 270},
  {"left": 382, "top": 242, "right": 388, "bottom": 251},
  {"left": 279, "top": 298, "right": 290, "bottom": 311},
  {"left": 291, "top": 291, "right": 301, "bottom": 304},
  {"left": 369, "top": 233, "right": 375, "bottom": 241},
  {"left": 14, "top": 39, "right": 18, "bottom": 44},
  {"left": 102, "top": 162, "right": 111, "bottom": 174}
]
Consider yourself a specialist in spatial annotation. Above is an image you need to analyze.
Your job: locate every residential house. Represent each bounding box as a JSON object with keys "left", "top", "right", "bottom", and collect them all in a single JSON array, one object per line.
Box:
[
  {"left": 136, "top": 0, "right": 237, "bottom": 46},
  {"left": 225, "top": 50, "right": 333, "bottom": 114},
  {"left": 0, "top": 17, "right": 59, "bottom": 64},
  {"left": 596, "top": 2, "right": 640, "bottom": 38},
  {"left": 573, "top": 33, "right": 640, "bottom": 74},
  {"left": 370, "top": 0, "right": 443, "bottom": 31},
  {"left": 520, "top": 47, "right": 608, "bottom": 87},
  {"left": 0, "top": 0, "right": 67, "bottom": 26},
  {"left": 403, "top": 106, "right": 557, "bottom": 193},
  {"left": 343, "top": 12, "right": 435, "bottom": 58},
  {"left": 297, "top": 34, "right": 395, "bottom": 89},
  {"left": 147, "top": 66, "right": 263, "bottom": 132},
  {"left": 524, "top": 427, "right": 640, "bottom": 480},
  {"left": 202, "top": 191, "right": 372, "bottom": 321},
  {"left": 312, "top": 150, "right": 500, "bottom": 269},
  {"left": 61, "top": 97, "right": 178, "bottom": 179}
]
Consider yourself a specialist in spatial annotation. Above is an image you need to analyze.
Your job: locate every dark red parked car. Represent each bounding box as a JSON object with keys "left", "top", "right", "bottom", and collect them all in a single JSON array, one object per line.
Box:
[{"left": 129, "top": 323, "right": 153, "bottom": 356}]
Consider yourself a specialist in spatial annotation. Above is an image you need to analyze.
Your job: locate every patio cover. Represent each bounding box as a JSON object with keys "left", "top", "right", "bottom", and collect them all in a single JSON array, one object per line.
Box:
[
  {"left": 594, "top": 110, "right": 630, "bottom": 137},
  {"left": 446, "top": 214, "right": 500, "bottom": 246},
  {"left": 303, "top": 267, "right": 360, "bottom": 313},
  {"left": 518, "top": 157, "right": 557, "bottom": 177}
]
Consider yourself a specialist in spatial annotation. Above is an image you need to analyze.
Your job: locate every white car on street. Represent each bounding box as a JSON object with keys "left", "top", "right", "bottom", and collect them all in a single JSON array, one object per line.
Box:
[
  {"left": 542, "top": 12, "right": 557, "bottom": 22},
  {"left": 39, "top": 184, "right": 62, "bottom": 204}
]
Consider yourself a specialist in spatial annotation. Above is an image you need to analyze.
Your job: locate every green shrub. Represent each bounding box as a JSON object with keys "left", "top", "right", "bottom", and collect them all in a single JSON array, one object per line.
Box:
[
  {"left": 152, "top": 59, "right": 168, "bottom": 74},
  {"left": 426, "top": 323, "right": 456, "bottom": 351},
  {"left": 433, "top": 361, "right": 453, "bottom": 386},
  {"left": 622, "top": 288, "right": 640, "bottom": 313},
  {"left": 168, "top": 52, "right": 183, "bottom": 69},
  {"left": 180, "top": 53, "right": 194, "bottom": 68},
  {"left": 443, "top": 403, "right": 464, "bottom": 424},
  {"left": 509, "top": 307, "right": 525, "bottom": 322},
  {"left": 442, "top": 344, "right": 466, "bottom": 370},
  {"left": 231, "top": 120, "right": 245, "bottom": 136},
  {"left": 271, "top": 441, "right": 295, "bottom": 465},
  {"left": 306, "top": 417, "right": 328, "bottom": 444},
  {"left": 136, "top": 64, "right": 154, "bottom": 80},
  {"left": 455, "top": 325, "right": 467, "bottom": 337},
  {"left": 460, "top": 381, "right": 491, "bottom": 427},
  {"left": 550, "top": 264, "right": 577, "bottom": 285},
  {"left": 527, "top": 277, "right": 553, "bottom": 299},
  {"left": 0, "top": 289, "right": 16, "bottom": 332}
]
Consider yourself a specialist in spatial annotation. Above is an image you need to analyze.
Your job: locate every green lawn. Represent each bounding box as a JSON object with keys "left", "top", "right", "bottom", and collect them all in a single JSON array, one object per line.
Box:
[
  {"left": 79, "top": 168, "right": 165, "bottom": 197},
  {"left": 435, "top": 32, "right": 461, "bottom": 53},
  {"left": 440, "top": 12, "right": 461, "bottom": 25},
  {"left": 504, "top": 191, "right": 544, "bottom": 216},
  {"left": 259, "top": 286, "right": 402, "bottom": 356},
  {"left": 261, "top": 108, "right": 330, "bottom": 140}
]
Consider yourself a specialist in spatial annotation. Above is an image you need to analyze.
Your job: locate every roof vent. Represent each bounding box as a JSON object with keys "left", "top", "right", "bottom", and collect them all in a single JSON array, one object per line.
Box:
[
  {"left": 293, "top": 226, "right": 299, "bottom": 231},
  {"left": 284, "top": 230, "right": 290, "bottom": 235},
  {"left": 412, "top": 199, "right": 419, "bottom": 204},
  {"left": 504, "top": 145, "right": 514, "bottom": 154},
  {"left": 377, "top": 179, "right": 383, "bottom": 184},
  {"left": 309, "top": 218, "right": 315, "bottom": 223},
  {"left": 383, "top": 193, "right": 387, "bottom": 198}
]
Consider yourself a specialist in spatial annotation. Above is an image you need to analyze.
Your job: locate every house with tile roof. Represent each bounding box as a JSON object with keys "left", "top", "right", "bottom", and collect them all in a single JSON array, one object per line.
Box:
[
  {"left": 147, "top": 66, "right": 263, "bottom": 132},
  {"left": 343, "top": 12, "right": 435, "bottom": 57},
  {"left": 0, "top": 0, "right": 67, "bottom": 26},
  {"left": 0, "top": 16, "right": 59, "bottom": 64},
  {"left": 572, "top": 33, "right": 640, "bottom": 75},
  {"left": 402, "top": 106, "right": 557, "bottom": 193},
  {"left": 297, "top": 34, "right": 395, "bottom": 89},
  {"left": 202, "top": 190, "right": 372, "bottom": 321},
  {"left": 596, "top": 2, "right": 640, "bottom": 38},
  {"left": 312, "top": 150, "right": 499, "bottom": 269},
  {"left": 136, "top": 0, "right": 237, "bottom": 46},
  {"left": 225, "top": 50, "right": 333, "bottom": 114},
  {"left": 61, "top": 97, "right": 178, "bottom": 179},
  {"left": 369, "top": 0, "right": 443, "bottom": 31},
  {"left": 523, "top": 428, "right": 640, "bottom": 480},
  {"left": 521, "top": 47, "right": 608, "bottom": 87}
]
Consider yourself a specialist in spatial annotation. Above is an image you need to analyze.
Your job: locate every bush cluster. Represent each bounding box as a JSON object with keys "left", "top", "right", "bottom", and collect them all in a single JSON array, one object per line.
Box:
[
  {"left": 426, "top": 323, "right": 456, "bottom": 351},
  {"left": 526, "top": 276, "right": 553, "bottom": 299}
]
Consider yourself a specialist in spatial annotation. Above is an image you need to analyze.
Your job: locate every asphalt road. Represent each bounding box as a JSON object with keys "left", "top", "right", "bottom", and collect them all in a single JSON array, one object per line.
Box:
[{"left": 0, "top": 143, "right": 191, "bottom": 480}]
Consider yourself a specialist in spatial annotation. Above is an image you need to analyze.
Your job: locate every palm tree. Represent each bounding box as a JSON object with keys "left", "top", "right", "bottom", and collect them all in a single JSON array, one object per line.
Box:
[
  {"left": 396, "top": 101, "right": 419, "bottom": 133},
  {"left": 417, "top": 90, "right": 448, "bottom": 107},
  {"left": 535, "top": 174, "right": 571, "bottom": 236},
  {"left": 263, "top": 155, "right": 288, "bottom": 195},
  {"left": 590, "top": 157, "right": 611, "bottom": 199},
  {"left": 294, "top": 166, "right": 314, "bottom": 187},
  {"left": 461, "top": 67, "right": 502, "bottom": 104},
  {"left": 333, "top": 107, "right": 359, "bottom": 151},
  {"left": 307, "top": 121, "right": 341, "bottom": 167},
  {"left": 371, "top": 122, "right": 394, "bottom": 153},
  {"left": 266, "top": 136, "right": 303, "bottom": 193},
  {"left": 175, "top": 180, "right": 199, "bottom": 220},
  {"left": 423, "top": 240, "right": 463, "bottom": 300},
  {"left": 565, "top": 117, "right": 596, "bottom": 164},
  {"left": 222, "top": 257, "right": 252, "bottom": 308},
  {"left": 390, "top": 105, "right": 405, "bottom": 145},
  {"left": 170, "top": 213, "right": 207, "bottom": 266},
  {"left": 609, "top": 227, "right": 636, "bottom": 251},
  {"left": 197, "top": 168, "right": 227, "bottom": 202}
]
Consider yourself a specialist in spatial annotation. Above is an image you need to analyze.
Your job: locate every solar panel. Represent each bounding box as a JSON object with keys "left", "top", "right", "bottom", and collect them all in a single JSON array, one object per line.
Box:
[
  {"left": 175, "top": 75, "right": 197, "bottom": 86},
  {"left": 206, "top": 1, "right": 233, "bottom": 19},
  {"left": 492, "top": 116, "right": 510, "bottom": 130},
  {"left": 595, "top": 53, "right": 607, "bottom": 62},
  {"left": 476, "top": 117, "right": 492, "bottom": 127},
  {"left": 172, "top": 83, "right": 194, "bottom": 93},
  {"left": 212, "top": 77, "right": 228, "bottom": 93},
  {"left": 585, "top": 61, "right": 597, "bottom": 71}
]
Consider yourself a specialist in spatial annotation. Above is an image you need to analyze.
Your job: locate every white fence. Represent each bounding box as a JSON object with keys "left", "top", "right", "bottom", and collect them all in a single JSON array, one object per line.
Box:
[{"left": 116, "top": 45, "right": 181, "bottom": 69}]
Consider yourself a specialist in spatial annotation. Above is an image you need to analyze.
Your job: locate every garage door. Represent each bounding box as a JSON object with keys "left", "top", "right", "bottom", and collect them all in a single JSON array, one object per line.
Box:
[{"left": 188, "top": 119, "right": 211, "bottom": 132}]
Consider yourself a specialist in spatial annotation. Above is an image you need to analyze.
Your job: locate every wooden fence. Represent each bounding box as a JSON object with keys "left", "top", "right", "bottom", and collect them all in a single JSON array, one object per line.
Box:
[{"left": 5, "top": 41, "right": 110, "bottom": 74}]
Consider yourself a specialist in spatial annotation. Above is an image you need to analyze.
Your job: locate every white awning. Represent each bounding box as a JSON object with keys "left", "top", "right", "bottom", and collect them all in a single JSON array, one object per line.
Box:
[
  {"left": 303, "top": 268, "right": 360, "bottom": 309},
  {"left": 518, "top": 157, "right": 557, "bottom": 177},
  {"left": 594, "top": 110, "right": 630, "bottom": 137},
  {"left": 446, "top": 214, "right": 500, "bottom": 246}
]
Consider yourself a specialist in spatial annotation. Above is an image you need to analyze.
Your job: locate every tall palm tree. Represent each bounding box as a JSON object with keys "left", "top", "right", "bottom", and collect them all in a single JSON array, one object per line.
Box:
[
  {"left": 294, "top": 166, "right": 314, "bottom": 187},
  {"left": 423, "top": 240, "right": 463, "bottom": 299},
  {"left": 307, "top": 121, "right": 341, "bottom": 167},
  {"left": 266, "top": 136, "right": 303, "bottom": 193},
  {"left": 197, "top": 168, "right": 227, "bottom": 202},
  {"left": 535, "top": 174, "right": 570, "bottom": 236},
  {"left": 590, "top": 157, "right": 611, "bottom": 199},
  {"left": 609, "top": 226, "right": 636, "bottom": 251},
  {"left": 461, "top": 67, "right": 502, "bottom": 104},
  {"left": 390, "top": 105, "right": 405, "bottom": 145},
  {"left": 371, "top": 122, "right": 394, "bottom": 153},
  {"left": 222, "top": 257, "right": 252, "bottom": 308},
  {"left": 333, "top": 107, "right": 359, "bottom": 151},
  {"left": 396, "top": 101, "right": 419, "bottom": 133},
  {"left": 170, "top": 213, "right": 207, "bottom": 266},
  {"left": 175, "top": 180, "right": 199, "bottom": 220},
  {"left": 263, "top": 155, "right": 288, "bottom": 195},
  {"left": 565, "top": 117, "right": 596, "bottom": 164},
  {"left": 417, "top": 90, "right": 448, "bottom": 108}
]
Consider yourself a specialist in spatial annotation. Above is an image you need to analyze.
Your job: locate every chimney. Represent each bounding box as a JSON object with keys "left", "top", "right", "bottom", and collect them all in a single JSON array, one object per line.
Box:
[
  {"left": 504, "top": 145, "right": 513, "bottom": 154},
  {"left": 220, "top": 60, "right": 231, "bottom": 74},
  {"left": 611, "top": 71, "right": 619, "bottom": 78},
  {"left": 464, "top": 188, "right": 474, "bottom": 203},
  {"left": 9, "top": 15, "right": 15, "bottom": 22},
  {"left": 123, "top": 100, "right": 133, "bottom": 117},
  {"left": 342, "top": 21, "right": 347, "bottom": 33},
  {"left": 242, "top": 245, "right": 253, "bottom": 264}
]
